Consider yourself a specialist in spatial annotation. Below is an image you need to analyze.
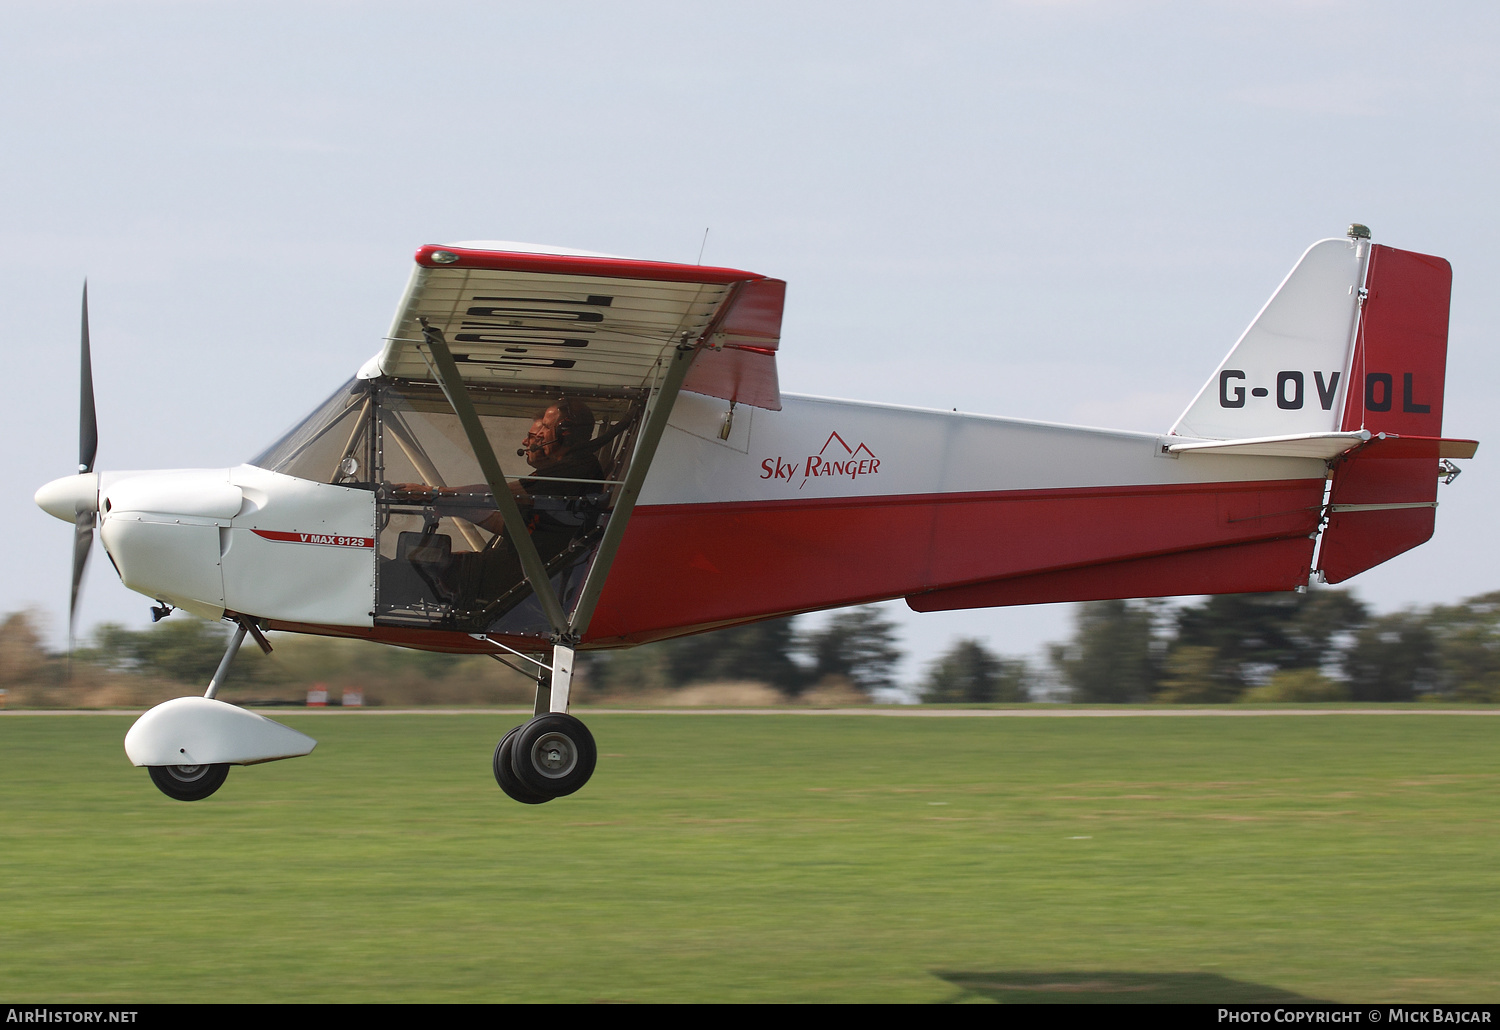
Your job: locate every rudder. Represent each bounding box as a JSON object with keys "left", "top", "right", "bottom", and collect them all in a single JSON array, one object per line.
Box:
[{"left": 1317, "top": 244, "right": 1453, "bottom": 583}]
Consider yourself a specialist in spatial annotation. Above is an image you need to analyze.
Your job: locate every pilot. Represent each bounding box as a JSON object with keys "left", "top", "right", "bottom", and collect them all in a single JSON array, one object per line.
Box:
[
  {"left": 518, "top": 397, "right": 605, "bottom": 509},
  {"left": 393, "top": 398, "right": 603, "bottom": 532}
]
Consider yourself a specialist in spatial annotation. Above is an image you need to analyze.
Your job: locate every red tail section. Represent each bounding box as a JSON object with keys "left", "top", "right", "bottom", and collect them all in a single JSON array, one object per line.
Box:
[{"left": 1318, "top": 244, "right": 1452, "bottom": 583}]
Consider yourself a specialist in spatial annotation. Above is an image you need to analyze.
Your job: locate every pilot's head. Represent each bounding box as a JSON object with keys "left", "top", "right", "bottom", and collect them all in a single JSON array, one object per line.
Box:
[
  {"left": 520, "top": 416, "right": 547, "bottom": 469},
  {"left": 530, "top": 398, "right": 594, "bottom": 466}
]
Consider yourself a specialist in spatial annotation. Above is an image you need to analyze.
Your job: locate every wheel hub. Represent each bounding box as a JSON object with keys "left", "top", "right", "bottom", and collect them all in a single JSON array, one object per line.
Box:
[{"left": 531, "top": 732, "right": 577, "bottom": 778}]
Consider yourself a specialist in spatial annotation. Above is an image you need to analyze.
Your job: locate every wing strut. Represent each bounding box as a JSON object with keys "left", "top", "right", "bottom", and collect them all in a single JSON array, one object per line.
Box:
[{"left": 419, "top": 319, "right": 571, "bottom": 638}]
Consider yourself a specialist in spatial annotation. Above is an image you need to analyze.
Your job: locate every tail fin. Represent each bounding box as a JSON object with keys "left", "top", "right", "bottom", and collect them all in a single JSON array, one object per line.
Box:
[
  {"left": 1317, "top": 244, "right": 1453, "bottom": 583},
  {"left": 1172, "top": 234, "right": 1463, "bottom": 584},
  {"left": 1172, "top": 236, "right": 1369, "bottom": 441}
]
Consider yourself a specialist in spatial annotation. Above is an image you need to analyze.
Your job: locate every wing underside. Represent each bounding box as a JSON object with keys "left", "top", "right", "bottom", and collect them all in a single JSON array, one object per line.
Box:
[{"left": 377, "top": 243, "right": 785, "bottom": 408}]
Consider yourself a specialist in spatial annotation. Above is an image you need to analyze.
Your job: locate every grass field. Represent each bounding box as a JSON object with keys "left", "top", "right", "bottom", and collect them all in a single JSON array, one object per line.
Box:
[{"left": 1, "top": 709, "right": 1497, "bottom": 1003}]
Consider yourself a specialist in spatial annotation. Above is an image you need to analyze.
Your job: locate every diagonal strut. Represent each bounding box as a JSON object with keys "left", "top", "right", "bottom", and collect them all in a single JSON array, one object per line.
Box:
[{"left": 420, "top": 319, "right": 571, "bottom": 638}]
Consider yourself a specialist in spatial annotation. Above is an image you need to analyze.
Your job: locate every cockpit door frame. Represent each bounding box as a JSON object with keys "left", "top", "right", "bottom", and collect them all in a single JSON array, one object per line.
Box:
[{"left": 416, "top": 319, "right": 699, "bottom": 646}]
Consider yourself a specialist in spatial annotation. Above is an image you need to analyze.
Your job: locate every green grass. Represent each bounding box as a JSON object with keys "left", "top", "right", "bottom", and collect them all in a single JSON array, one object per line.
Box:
[{"left": 1, "top": 710, "right": 1497, "bottom": 1002}]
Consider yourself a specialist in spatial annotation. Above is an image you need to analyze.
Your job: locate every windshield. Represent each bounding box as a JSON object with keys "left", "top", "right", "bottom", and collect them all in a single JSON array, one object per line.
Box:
[{"left": 249, "top": 378, "right": 374, "bottom": 484}]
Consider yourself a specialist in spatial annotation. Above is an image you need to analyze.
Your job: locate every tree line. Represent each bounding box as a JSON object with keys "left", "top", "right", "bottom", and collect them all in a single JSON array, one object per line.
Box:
[
  {"left": 1051, "top": 589, "right": 1500, "bottom": 703},
  {"left": 2, "top": 587, "right": 1497, "bottom": 704}
]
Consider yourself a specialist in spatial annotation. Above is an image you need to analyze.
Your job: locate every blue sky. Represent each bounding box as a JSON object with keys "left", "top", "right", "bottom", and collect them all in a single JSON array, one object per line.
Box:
[{"left": 5, "top": 2, "right": 1498, "bottom": 685}]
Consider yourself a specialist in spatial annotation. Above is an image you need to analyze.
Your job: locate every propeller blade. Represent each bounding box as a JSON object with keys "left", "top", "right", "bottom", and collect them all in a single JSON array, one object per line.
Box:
[
  {"left": 79, "top": 282, "right": 97, "bottom": 474},
  {"left": 69, "top": 508, "right": 95, "bottom": 650},
  {"left": 71, "top": 281, "right": 100, "bottom": 653}
]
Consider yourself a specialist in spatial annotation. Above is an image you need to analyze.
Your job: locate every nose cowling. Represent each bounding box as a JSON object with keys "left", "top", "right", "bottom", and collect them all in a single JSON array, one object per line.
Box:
[
  {"left": 35, "top": 473, "right": 99, "bottom": 522},
  {"left": 90, "top": 469, "right": 243, "bottom": 623}
]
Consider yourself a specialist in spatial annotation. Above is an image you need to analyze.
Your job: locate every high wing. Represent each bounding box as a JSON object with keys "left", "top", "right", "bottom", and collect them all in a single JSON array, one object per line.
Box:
[{"left": 376, "top": 241, "right": 785, "bottom": 410}]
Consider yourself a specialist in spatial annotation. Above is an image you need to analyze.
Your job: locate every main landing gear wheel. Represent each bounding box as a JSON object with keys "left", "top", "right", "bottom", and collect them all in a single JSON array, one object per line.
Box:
[
  {"left": 493, "top": 725, "right": 553, "bottom": 805},
  {"left": 148, "top": 763, "right": 229, "bottom": 801},
  {"left": 510, "top": 713, "right": 597, "bottom": 799}
]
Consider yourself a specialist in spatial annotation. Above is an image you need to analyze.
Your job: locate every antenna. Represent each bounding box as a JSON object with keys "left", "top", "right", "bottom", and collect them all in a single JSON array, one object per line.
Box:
[{"left": 696, "top": 228, "right": 709, "bottom": 265}]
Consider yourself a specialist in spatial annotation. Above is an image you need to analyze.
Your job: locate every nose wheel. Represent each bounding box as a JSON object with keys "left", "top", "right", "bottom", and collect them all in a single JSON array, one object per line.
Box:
[
  {"left": 148, "top": 763, "right": 230, "bottom": 801},
  {"left": 493, "top": 713, "right": 597, "bottom": 803}
]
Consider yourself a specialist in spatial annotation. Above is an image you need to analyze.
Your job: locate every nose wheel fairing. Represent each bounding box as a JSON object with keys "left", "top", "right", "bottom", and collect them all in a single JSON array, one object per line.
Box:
[
  {"left": 125, "top": 696, "right": 317, "bottom": 768},
  {"left": 126, "top": 696, "right": 317, "bottom": 801}
]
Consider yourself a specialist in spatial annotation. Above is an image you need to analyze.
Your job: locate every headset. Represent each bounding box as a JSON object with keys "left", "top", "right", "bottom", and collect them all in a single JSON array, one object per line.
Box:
[{"left": 551, "top": 396, "right": 594, "bottom": 445}]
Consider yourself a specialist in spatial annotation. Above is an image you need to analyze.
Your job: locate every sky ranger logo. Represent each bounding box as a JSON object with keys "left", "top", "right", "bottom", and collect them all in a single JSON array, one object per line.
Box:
[{"left": 760, "top": 432, "right": 882, "bottom": 489}]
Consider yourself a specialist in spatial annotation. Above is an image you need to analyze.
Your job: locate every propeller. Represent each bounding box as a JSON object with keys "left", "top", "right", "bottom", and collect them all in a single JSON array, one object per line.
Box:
[{"left": 70, "top": 282, "right": 98, "bottom": 650}]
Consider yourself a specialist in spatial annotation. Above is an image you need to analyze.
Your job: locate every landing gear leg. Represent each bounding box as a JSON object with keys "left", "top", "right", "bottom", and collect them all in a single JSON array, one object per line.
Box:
[
  {"left": 510, "top": 644, "right": 596, "bottom": 797},
  {"left": 482, "top": 641, "right": 598, "bottom": 803}
]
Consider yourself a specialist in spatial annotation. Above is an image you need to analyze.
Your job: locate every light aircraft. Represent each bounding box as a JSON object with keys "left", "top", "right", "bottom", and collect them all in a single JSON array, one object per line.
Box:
[{"left": 34, "top": 225, "right": 1478, "bottom": 803}]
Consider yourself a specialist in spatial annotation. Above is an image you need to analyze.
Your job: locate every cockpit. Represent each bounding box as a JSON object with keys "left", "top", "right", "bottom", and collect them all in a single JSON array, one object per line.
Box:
[{"left": 250, "top": 377, "right": 645, "bottom": 635}]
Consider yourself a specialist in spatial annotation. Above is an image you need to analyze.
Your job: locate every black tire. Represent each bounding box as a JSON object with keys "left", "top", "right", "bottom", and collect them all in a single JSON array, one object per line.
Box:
[
  {"left": 148, "top": 763, "right": 229, "bottom": 802},
  {"left": 493, "top": 725, "right": 553, "bottom": 805},
  {"left": 511, "top": 713, "right": 597, "bottom": 798}
]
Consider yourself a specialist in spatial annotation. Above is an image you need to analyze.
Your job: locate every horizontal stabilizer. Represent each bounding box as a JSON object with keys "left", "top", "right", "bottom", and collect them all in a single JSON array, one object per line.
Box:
[
  {"left": 1166, "top": 431, "right": 1479, "bottom": 461},
  {"left": 1167, "top": 431, "right": 1371, "bottom": 459},
  {"left": 1352, "top": 434, "right": 1477, "bottom": 460}
]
